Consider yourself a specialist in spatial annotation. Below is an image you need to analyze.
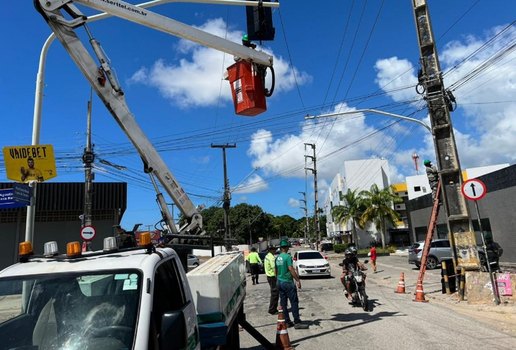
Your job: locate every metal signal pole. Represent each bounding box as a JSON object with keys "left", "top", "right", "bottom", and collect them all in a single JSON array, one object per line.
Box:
[
  {"left": 412, "top": 0, "right": 475, "bottom": 267},
  {"left": 211, "top": 143, "right": 236, "bottom": 247}
]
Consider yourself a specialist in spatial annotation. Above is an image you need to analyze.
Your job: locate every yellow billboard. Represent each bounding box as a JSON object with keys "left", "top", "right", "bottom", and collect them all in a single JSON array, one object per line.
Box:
[{"left": 3, "top": 145, "right": 57, "bottom": 183}]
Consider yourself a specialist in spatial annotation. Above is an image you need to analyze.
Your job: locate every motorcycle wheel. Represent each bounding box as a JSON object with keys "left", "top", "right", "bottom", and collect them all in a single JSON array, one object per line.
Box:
[{"left": 358, "top": 287, "right": 368, "bottom": 311}]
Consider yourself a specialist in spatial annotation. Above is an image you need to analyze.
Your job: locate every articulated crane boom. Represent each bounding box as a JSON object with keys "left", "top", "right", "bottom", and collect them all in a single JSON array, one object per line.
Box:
[{"left": 35, "top": 0, "right": 275, "bottom": 236}]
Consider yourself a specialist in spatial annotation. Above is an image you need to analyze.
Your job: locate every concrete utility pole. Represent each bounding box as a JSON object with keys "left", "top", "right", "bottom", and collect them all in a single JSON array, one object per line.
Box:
[
  {"left": 304, "top": 143, "right": 321, "bottom": 242},
  {"left": 82, "top": 91, "right": 95, "bottom": 228},
  {"left": 211, "top": 143, "right": 236, "bottom": 248},
  {"left": 299, "top": 191, "right": 309, "bottom": 242},
  {"left": 412, "top": 0, "right": 476, "bottom": 267}
]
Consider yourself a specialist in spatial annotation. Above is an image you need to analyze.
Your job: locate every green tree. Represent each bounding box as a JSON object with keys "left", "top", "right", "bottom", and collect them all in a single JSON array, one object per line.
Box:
[
  {"left": 331, "top": 188, "right": 365, "bottom": 247},
  {"left": 229, "top": 203, "right": 269, "bottom": 244},
  {"left": 270, "top": 215, "right": 297, "bottom": 240},
  {"left": 199, "top": 206, "right": 225, "bottom": 240},
  {"left": 359, "top": 184, "right": 402, "bottom": 248}
]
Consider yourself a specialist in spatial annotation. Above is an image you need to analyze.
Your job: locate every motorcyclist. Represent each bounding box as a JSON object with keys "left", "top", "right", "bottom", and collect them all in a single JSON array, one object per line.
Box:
[{"left": 340, "top": 248, "right": 367, "bottom": 300}]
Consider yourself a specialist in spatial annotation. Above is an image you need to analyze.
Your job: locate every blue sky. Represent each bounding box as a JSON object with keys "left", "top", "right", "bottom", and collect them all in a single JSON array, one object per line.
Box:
[{"left": 1, "top": 1, "right": 515, "bottom": 231}]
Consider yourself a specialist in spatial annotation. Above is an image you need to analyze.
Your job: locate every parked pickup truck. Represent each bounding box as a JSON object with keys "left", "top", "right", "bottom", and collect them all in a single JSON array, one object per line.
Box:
[{"left": 0, "top": 234, "right": 246, "bottom": 350}]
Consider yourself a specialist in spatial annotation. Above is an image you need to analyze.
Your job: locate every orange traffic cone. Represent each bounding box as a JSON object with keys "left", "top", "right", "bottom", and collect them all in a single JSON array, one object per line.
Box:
[
  {"left": 413, "top": 280, "right": 428, "bottom": 302},
  {"left": 395, "top": 272, "right": 406, "bottom": 294},
  {"left": 275, "top": 306, "right": 294, "bottom": 350}
]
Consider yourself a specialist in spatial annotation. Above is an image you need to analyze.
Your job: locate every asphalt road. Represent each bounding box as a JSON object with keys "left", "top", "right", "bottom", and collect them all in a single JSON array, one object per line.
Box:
[{"left": 239, "top": 251, "right": 515, "bottom": 349}]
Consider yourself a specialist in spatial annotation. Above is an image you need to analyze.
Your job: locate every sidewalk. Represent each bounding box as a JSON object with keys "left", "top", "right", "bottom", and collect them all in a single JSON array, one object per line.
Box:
[{"left": 426, "top": 290, "right": 516, "bottom": 336}]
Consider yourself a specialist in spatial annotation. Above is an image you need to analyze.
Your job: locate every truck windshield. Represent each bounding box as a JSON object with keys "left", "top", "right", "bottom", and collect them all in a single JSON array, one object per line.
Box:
[{"left": 0, "top": 271, "right": 141, "bottom": 350}]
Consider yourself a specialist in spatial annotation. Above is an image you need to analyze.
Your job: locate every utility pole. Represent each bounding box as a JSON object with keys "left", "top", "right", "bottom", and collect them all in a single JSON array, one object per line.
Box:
[
  {"left": 211, "top": 143, "right": 236, "bottom": 248},
  {"left": 304, "top": 143, "right": 321, "bottom": 242},
  {"left": 82, "top": 91, "right": 95, "bottom": 228},
  {"left": 412, "top": 0, "right": 475, "bottom": 267},
  {"left": 299, "top": 191, "right": 309, "bottom": 242}
]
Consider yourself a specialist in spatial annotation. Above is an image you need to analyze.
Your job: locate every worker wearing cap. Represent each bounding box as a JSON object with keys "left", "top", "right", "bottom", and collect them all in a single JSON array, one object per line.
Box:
[
  {"left": 264, "top": 245, "right": 279, "bottom": 315},
  {"left": 276, "top": 239, "right": 303, "bottom": 328},
  {"left": 424, "top": 159, "right": 439, "bottom": 202}
]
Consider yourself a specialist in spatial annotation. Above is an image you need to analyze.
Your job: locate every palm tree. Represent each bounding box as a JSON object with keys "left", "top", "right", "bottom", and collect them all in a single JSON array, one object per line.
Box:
[
  {"left": 331, "top": 188, "right": 365, "bottom": 247},
  {"left": 359, "top": 184, "right": 402, "bottom": 249}
]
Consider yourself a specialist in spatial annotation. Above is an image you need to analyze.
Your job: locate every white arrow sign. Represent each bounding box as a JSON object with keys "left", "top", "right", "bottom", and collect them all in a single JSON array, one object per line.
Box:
[{"left": 461, "top": 179, "right": 487, "bottom": 201}]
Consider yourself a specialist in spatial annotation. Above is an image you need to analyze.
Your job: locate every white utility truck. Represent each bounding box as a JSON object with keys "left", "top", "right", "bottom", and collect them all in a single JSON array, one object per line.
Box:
[
  {"left": 0, "top": 237, "right": 247, "bottom": 349},
  {"left": 0, "top": 0, "right": 278, "bottom": 348}
]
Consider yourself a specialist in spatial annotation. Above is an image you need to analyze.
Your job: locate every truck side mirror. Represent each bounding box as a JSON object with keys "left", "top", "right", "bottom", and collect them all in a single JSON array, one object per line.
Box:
[{"left": 161, "top": 310, "right": 186, "bottom": 350}]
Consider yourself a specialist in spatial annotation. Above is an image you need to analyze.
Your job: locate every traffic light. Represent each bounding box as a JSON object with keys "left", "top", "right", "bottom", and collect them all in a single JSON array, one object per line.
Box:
[{"left": 246, "top": 0, "right": 275, "bottom": 41}]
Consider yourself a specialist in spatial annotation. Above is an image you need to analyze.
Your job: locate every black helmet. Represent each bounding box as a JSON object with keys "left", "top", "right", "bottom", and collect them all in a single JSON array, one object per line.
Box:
[
  {"left": 349, "top": 246, "right": 357, "bottom": 255},
  {"left": 344, "top": 249, "right": 352, "bottom": 256}
]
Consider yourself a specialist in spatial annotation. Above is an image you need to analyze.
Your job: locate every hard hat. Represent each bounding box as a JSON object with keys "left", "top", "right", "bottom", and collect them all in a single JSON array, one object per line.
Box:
[
  {"left": 424, "top": 160, "right": 432, "bottom": 166},
  {"left": 279, "top": 239, "right": 290, "bottom": 247}
]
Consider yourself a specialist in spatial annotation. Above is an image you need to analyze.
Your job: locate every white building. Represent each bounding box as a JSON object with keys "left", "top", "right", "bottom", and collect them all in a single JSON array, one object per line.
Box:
[
  {"left": 406, "top": 163, "right": 510, "bottom": 200},
  {"left": 325, "top": 158, "right": 390, "bottom": 246}
]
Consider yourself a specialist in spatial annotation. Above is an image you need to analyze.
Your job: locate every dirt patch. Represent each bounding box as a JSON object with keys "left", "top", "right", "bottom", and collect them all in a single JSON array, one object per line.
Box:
[{"left": 426, "top": 292, "right": 516, "bottom": 336}]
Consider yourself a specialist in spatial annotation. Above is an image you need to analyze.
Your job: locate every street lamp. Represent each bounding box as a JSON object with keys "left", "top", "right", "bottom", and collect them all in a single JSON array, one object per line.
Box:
[{"left": 305, "top": 108, "right": 432, "bottom": 134}]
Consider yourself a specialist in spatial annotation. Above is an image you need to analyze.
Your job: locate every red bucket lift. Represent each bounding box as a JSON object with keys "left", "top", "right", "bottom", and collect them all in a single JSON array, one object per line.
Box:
[{"left": 227, "top": 60, "right": 266, "bottom": 116}]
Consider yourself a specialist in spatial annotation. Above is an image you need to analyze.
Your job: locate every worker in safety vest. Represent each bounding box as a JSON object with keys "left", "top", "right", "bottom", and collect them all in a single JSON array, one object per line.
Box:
[
  {"left": 247, "top": 247, "right": 262, "bottom": 285},
  {"left": 264, "top": 245, "right": 279, "bottom": 314}
]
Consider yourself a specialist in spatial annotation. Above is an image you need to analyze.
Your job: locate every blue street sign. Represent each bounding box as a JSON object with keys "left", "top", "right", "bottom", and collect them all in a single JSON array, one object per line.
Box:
[
  {"left": 13, "top": 183, "right": 31, "bottom": 204},
  {"left": 0, "top": 189, "right": 26, "bottom": 209}
]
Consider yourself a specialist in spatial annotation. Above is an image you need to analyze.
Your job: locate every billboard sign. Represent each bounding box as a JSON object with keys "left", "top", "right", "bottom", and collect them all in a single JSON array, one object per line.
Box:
[{"left": 2, "top": 145, "right": 57, "bottom": 183}]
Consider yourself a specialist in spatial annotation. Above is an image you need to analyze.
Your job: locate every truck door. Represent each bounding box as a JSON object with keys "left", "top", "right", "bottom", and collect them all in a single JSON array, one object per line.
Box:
[{"left": 150, "top": 258, "right": 199, "bottom": 350}]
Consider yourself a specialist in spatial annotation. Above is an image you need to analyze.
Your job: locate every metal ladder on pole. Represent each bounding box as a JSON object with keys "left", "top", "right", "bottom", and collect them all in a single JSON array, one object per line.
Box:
[{"left": 415, "top": 180, "right": 442, "bottom": 289}]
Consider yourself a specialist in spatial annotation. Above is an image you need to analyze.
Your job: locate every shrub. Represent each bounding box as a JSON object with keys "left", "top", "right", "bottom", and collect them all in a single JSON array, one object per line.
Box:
[{"left": 334, "top": 244, "right": 347, "bottom": 254}]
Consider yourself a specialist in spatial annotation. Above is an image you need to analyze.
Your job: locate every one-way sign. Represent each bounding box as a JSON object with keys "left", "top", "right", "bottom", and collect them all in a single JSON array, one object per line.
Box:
[{"left": 461, "top": 179, "right": 487, "bottom": 201}]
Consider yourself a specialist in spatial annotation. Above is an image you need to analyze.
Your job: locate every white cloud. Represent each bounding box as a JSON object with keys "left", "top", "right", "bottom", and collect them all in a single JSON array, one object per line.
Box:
[
  {"left": 439, "top": 25, "right": 516, "bottom": 167},
  {"left": 192, "top": 155, "right": 210, "bottom": 164},
  {"left": 374, "top": 57, "right": 419, "bottom": 103},
  {"left": 128, "top": 18, "right": 311, "bottom": 108},
  {"left": 232, "top": 174, "right": 268, "bottom": 194},
  {"left": 374, "top": 24, "right": 516, "bottom": 169},
  {"left": 288, "top": 198, "right": 299, "bottom": 208},
  {"left": 247, "top": 103, "right": 398, "bottom": 182}
]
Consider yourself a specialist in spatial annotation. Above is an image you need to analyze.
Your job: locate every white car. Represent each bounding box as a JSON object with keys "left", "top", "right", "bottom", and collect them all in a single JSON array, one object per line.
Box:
[
  {"left": 188, "top": 254, "right": 200, "bottom": 268},
  {"left": 293, "top": 250, "right": 331, "bottom": 277}
]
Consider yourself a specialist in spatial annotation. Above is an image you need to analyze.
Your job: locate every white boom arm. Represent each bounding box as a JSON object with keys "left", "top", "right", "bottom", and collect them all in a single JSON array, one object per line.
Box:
[{"left": 35, "top": 0, "right": 275, "bottom": 235}]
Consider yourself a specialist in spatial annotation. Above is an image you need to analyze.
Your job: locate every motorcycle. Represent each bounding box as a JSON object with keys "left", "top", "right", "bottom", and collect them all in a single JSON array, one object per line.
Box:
[{"left": 340, "top": 259, "right": 369, "bottom": 311}]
